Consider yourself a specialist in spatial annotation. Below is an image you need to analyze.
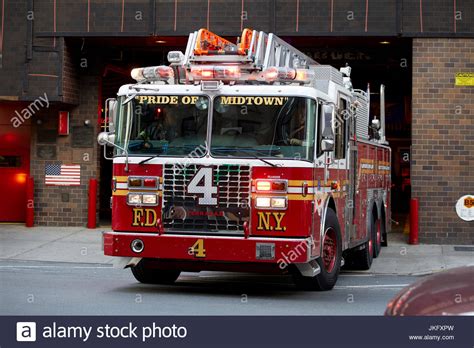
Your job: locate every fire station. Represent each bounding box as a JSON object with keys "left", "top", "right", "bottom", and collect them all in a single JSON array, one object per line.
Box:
[{"left": 0, "top": 0, "right": 472, "bottom": 244}]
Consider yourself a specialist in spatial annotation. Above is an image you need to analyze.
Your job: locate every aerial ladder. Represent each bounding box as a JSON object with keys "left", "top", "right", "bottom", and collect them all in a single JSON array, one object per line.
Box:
[{"left": 173, "top": 28, "right": 318, "bottom": 76}]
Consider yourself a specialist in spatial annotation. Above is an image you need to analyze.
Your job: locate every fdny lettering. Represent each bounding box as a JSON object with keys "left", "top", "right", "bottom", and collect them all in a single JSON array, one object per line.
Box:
[
  {"left": 135, "top": 95, "right": 199, "bottom": 105},
  {"left": 132, "top": 208, "right": 158, "bottom": 227},
  {"left": 219, "top": 96, "right": 287, "bottom": 106},
  {"left": 256, "top": 212, "right": 286, "bottom": 231}
]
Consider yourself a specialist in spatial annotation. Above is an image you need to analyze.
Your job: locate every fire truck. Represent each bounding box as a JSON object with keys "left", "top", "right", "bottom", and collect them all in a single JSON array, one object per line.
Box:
[{"left": 98, "top": 28, "right": 391, "bottom": 291}]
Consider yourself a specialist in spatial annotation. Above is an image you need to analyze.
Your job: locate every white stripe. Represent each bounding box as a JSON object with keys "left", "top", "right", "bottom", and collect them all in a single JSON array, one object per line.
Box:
[
  {"left": 116, "top": 183, "right": 128, "bottom": 189},
  {"left": 334, "top": 284, "right": 409, "bottom": 289}
]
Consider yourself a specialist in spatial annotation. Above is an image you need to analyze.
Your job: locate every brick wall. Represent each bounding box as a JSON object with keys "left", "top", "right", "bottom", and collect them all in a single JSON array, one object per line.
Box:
[
  {"left": 30, "top": 75, "right": 99, "bottom": 226},
  {"left": 412, "top": 38, "right": 474, "bottom": 244}
]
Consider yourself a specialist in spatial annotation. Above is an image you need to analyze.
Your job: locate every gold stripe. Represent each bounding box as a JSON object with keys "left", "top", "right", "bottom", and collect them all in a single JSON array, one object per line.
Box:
[
  {"left": 288, "top": 180, "right": 314, "bottom": 186},
  {"left": 112, "top": 189, "right": 128, "bottom": 196},
  {"left": 112, "top": 190, "right": 162, "bottom": 197},
  {"left": 115, "top": 176, "right": 128, "bottom": 182}
]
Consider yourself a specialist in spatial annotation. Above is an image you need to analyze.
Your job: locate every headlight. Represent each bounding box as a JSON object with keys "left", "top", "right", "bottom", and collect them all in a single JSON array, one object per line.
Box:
[
  {"left": 271, "top": 197, "right": 287, "bottom": 209},
  {"left": 127, "top": 193, "right": 142, "bottom": 205},
  {"left": 255, "top": 197, "right": 271, "bottom": 208},
  {"left": 142, "top": 194, "right": 157, "bottom": 205},
  {"left": 255, "top": 196, "right": 287, "bottom": 209}
]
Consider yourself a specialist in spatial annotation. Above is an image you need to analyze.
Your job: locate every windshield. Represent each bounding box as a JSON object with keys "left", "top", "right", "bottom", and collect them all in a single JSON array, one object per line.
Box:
[
  {"left": 210, "top": 96, "right": 316, "bottom": 161},
  {"left": 115, "top": 95, "right": 209, "bottom": 156}
]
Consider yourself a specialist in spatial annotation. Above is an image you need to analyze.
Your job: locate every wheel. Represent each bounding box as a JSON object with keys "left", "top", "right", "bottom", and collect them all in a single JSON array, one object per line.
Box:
[
  {"left": 131, "top": 259, "right": 181, "bottom": 285},
  {"left": 373, "top": 215, "right": 382, "bottom": 258},
  {"left": 293, "top": 209, "right": 342, "bottom": 291},
  {"left": 343, "top": 237, "right": 373, "bottom": 271}
]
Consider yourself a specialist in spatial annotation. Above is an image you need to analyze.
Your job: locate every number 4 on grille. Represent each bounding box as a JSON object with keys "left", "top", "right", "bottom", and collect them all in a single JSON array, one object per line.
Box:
[{"left": 187, "top": 167, "right": 218, "bottom": 205}]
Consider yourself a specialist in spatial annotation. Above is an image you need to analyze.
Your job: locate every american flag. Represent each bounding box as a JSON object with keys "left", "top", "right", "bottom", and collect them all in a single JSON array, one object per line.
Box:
[{"left": 45, "top": 164, "right": 81, "bottom": 186}]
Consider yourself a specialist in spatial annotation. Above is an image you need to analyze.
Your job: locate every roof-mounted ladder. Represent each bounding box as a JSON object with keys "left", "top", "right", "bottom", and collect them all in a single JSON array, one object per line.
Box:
[{"left": 183, "top": 28, "right": 318, "bottom": 71}]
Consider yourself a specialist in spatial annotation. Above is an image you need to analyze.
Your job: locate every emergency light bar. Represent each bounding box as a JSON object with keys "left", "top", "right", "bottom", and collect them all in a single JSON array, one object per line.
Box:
[
  {"left": 260, "top": 66, "right": 315, "bottom": 84},
  {"left": 131, "top": 66, "right": 174, "bottom": 82},
  {"left": 190, "top": 65, "right": 241, "bottom": 81}
]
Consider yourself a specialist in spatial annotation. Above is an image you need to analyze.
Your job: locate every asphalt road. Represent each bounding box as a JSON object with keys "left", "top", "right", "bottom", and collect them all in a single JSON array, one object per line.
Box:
[{"left": 0, "top": 259, "right": 420, "bottom": 315}]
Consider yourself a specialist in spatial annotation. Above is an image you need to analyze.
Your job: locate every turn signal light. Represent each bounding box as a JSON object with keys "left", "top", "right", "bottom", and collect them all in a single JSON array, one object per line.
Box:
[
  {"left": 128, "top": 177, "right": 142, "bottom": 187},
  {"left": 143, "top": 178, "right": 157, "bottom": 188},
  {"left": 256, "top": 180, "right": 272, "bottom": 191}
]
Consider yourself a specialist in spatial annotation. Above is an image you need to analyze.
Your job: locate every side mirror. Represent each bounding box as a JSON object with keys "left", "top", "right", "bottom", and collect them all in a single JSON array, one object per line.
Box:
[
  {"left": 371, "top": 118, "right": 380, "bottom": 130},
  {"left": 106, "top": 98, "right": 117, "bottom": 132},
  {"left": 321, "top": 138, "right": 334, "bottom": 152},
  {"left": 97, "top": 132, "right": 115, "bottom": 147}
]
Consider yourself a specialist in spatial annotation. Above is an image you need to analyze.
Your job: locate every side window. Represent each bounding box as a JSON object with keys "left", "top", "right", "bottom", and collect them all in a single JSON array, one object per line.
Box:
[
  {"left": 316, "top": 103, "right": 334, "bottom": 157},
  {"left": 335, "top": 98, "right": 348, "bottom": 160}
]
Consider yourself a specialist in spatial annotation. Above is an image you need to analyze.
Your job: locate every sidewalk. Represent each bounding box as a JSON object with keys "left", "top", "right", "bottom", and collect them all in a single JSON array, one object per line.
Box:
[{"left": 0, "top": 224, "right": 472, "bottom": 275}]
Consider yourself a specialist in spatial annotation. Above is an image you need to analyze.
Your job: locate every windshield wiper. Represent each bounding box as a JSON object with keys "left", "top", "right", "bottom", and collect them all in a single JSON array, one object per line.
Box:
[
  {"left": 138, "top": 145, "right": 200, "bottom": 165},
  {"left": 139, "top": 155, "right": 159, "bottom": 165},
  {"left": 212, "top": 147, "right": 279, "bottom": 167}
]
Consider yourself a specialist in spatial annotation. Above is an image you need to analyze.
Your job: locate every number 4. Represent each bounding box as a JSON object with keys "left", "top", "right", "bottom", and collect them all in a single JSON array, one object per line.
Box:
[
  {"left": 188, "top": 239, "right": 206, "bottom": 258},
  {"left": 187, "top": 167, "right": 218, "bottom": 205}
]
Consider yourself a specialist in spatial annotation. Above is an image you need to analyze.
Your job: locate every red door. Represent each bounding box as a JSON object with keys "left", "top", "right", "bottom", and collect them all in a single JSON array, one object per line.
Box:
[{"left": 0, "top": 103, "right": 31, "bottom": 222}]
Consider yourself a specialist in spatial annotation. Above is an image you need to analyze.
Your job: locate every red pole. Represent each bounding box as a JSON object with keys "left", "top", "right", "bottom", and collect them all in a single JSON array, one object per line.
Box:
[
  {"left": 25, "top": 177, "right": 34, "bottom": 227},
  {"left": 409, "top": 198, "right": 419, "bottom": 245},
  {"left": 87, "top": 178, "right": 97, "bottom": 229}
]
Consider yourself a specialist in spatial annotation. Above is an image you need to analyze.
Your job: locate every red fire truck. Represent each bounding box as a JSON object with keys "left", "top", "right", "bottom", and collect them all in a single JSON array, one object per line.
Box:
[{"left": 98, "top": 29, "right": 391, "bottom": 291}]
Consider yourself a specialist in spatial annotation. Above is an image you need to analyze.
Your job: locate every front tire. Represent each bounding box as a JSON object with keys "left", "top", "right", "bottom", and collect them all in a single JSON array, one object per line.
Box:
[
  {"left": 131, "top": 259, "right": 181, "bottom": 285},
  {"left": 293, "top": 209, "right": 342, "bottom": 291}
]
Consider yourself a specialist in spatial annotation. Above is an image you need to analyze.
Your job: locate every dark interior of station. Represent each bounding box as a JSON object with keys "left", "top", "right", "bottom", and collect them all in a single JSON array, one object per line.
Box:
[{"left": 76, "top": 36, "right": 412, "bottom": 226}]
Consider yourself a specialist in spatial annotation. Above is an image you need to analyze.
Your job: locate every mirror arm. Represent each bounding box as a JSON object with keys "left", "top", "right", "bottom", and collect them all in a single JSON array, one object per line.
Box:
[{"left": 101, "top": 139, "right": 129, "bottom": 172}]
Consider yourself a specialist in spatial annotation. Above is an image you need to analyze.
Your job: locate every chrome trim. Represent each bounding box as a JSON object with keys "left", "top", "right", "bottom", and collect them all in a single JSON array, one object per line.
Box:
[{"left": 295, "top": 259, "right": 321, "bottom": 277}]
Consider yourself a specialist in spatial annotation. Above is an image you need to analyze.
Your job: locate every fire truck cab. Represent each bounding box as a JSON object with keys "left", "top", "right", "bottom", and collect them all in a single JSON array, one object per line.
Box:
[{"left": 98, "top": 29, "right": 391, "bottom": 291}]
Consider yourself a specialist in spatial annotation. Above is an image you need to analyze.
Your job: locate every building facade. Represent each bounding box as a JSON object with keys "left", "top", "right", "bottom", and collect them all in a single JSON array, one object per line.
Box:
[{"left": 0, "top": 0, "right": 472, "bottom": 243}]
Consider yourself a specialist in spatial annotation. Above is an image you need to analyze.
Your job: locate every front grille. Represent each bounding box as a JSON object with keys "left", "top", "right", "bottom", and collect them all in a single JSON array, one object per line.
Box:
[{"left": 162, "top": 164, "right": 251, "bottom": 234}]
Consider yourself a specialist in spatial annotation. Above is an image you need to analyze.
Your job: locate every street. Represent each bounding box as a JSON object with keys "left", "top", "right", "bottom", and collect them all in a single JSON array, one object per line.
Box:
[{"left": 0, "top": 259, "right": 417, "bottom": 315}]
